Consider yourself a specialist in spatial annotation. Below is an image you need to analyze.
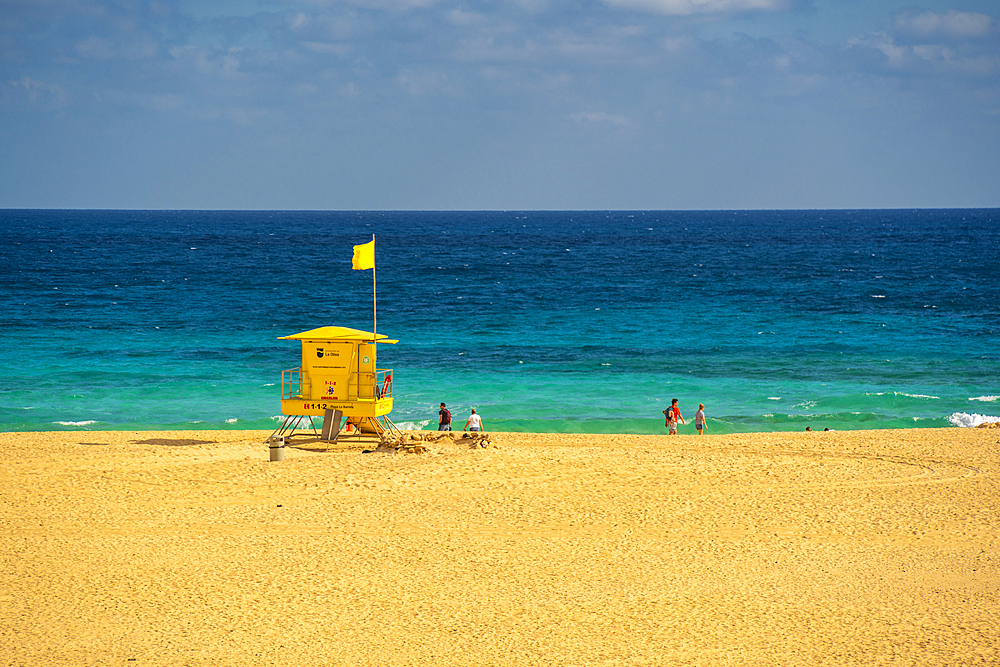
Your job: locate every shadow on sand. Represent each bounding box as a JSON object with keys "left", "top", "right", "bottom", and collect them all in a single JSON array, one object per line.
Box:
[{"left": 130, "top": 438, "right": 217, "bottom": 447}]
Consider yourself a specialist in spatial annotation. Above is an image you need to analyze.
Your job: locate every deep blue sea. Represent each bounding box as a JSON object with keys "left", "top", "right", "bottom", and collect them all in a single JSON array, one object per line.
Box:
[{"left": 2, "top": 209, "right": 998, "bottom": 434}]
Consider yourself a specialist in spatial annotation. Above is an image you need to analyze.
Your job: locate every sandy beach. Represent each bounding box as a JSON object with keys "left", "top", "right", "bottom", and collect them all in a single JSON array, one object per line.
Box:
[{"left": 1, "top": 427, "right": 997, "bottom": 666}]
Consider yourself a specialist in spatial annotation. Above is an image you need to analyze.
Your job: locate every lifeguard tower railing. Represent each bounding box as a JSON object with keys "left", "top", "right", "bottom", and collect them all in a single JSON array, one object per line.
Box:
[
  {"left": 281, "top": 367, "right": 393, "bottom": 400},
  {"left": 281, "top": 367, "right": 308, "bottom": 400},
  {"left": 376, "top": 368, "right": 393, "bottom": 398}
]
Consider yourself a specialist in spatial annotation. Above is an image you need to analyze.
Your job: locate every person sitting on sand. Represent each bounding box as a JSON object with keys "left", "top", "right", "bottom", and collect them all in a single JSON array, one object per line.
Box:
[
  {"left": 465, "top": 408, "right": 484, "bottom": 432},
  {"left": 663, "top": 399, "right": 685, "bottom": 435},
  {"left": 695, "top": 403, "right": 706, "bottom": 435}
]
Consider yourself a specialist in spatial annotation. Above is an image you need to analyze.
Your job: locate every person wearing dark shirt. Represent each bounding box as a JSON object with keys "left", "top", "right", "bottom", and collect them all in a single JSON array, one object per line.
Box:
[{"left": 438, "top": 403, "right": 452, "bottom": 431}]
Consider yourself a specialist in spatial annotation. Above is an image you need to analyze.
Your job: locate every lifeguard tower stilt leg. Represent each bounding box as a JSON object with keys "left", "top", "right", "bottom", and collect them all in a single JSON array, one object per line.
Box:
[{"left": 268, "top": 414, "right": 321, "bottom": 441}]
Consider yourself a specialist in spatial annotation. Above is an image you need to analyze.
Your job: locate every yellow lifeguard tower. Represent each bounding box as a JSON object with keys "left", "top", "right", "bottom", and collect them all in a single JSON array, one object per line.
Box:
[{"left": 270, "top": 326, "right": 399, "bottom": 444}]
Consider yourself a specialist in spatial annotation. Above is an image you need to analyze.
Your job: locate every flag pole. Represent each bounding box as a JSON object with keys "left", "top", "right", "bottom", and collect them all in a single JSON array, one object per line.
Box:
[{"left": 372, "top": 234, "right": 377, "bottom": 346}]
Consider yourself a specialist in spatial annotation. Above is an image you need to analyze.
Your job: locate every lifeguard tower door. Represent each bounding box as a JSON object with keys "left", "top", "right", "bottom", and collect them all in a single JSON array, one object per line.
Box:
[{"left": 303, "top": 340, "right": 355, "bottom": 401}]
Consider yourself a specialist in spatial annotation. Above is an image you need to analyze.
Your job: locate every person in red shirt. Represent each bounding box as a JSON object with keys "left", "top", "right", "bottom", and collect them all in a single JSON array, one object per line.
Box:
[{"left": 663, "top": 398, "right": 685, "bottom": 435}]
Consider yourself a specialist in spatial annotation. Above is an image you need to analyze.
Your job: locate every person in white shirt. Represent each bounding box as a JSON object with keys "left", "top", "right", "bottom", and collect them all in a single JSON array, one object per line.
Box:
[
  {"left": 465, "top": 408, "right": 484, "bottom": 432},
  {"left": 695, "top": 403, "right": 706, "bottom": 435}
]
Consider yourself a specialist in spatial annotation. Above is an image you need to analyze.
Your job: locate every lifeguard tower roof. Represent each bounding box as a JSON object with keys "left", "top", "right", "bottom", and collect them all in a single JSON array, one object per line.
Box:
[{"left": 278, "top": 326, "right": 398, "bottom": 343}]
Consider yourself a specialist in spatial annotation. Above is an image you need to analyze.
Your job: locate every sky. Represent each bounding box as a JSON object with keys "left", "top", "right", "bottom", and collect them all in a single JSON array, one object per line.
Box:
[{"left": 1, "top": 0, "right": 998, "bottom": 210}]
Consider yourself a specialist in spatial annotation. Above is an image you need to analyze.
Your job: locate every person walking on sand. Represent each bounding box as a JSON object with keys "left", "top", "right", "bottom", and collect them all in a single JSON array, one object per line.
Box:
[
  {"left": 663, "top": 398, "right": 685, "bottom": 435},
  {"left": 695, "top": 403, "right": 706, "bottom": 435},
  {"left": 438, "top": 403, "right": 452, "bottom": 431},
  {"left": 465, "top": 408, "right": 484, "bottom": 432}
]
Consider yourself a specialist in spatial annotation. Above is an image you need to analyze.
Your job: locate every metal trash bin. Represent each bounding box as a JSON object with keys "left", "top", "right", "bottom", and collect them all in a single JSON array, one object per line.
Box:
[{"left": 269, "top": 435, "right": 286, "bottom": 462}]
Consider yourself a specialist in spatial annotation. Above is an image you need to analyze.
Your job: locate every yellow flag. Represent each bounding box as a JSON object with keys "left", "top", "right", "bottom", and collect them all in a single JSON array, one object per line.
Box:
[{"left": 352, "top": 237, "right": 375, "bottom": 270}]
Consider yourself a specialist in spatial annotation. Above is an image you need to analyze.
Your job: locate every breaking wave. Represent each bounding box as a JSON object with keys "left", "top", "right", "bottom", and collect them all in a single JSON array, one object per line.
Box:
[{"left": 948, "top": 412, "right": 1000, "bottom": 428}]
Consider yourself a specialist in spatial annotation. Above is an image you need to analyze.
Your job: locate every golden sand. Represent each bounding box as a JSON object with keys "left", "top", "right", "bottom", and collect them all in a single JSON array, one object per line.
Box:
[{"left": 1, "top": 427, "right": 998, "bottom": 666}]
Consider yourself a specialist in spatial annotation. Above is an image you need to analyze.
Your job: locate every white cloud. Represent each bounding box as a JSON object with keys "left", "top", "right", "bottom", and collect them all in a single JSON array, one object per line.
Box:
[
  {"left": 570, "top": 111, "right": 631, "bottom": 127},
  {"left": 850, "top": 32, "right": 1000, "bottom": 76},
  {"left": 851, "top": 33, "right": 909, "bottom": 68},
  {"left": 132, "top": 92, "right": 185, "bottom": 112},
  {"left": 600, "top": 0, "right": 790, "bottom": 16},
  {"left": 551, "top": 28, "right": 637, "bottom": 62},
  {"left": 302, "top": 41, "right": 352, "bottom": 56},
  {"left": 661, "top": 35, "right": 696, "bottom": 54},
  {"left": 455, "top": 36, "right": 542, "bottom": 62},
  {"left": 76, "top": 36, "right": 116, "bottom": 60},
  {"left": 447, "top": 9, "right": 486, "bottom": 26},
  {"left": 895, "top": 10, "right": 994, "bottom": 39},
  {"left": 11, "top": 77, "right": 66, "bottom": 105},
  {"left": 396, "top": 68, "right": 451, "bottom": 95},
  {"left": 297, "top": 0, "right": 439, "bottom": 9}
]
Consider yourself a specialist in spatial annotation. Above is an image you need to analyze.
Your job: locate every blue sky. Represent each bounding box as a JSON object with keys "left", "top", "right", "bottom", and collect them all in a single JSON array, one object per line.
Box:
[{"left": 1, "top": 0, "right": 998, "bottom": 209}]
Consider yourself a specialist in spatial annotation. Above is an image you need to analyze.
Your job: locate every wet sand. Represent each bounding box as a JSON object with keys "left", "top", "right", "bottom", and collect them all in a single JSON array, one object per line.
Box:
[{"left": 1, "top": 427, "right": 998, "bottom": 666}]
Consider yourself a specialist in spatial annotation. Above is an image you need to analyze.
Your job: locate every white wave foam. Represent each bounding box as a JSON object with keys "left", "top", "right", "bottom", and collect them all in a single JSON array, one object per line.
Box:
[
  {"left": 970, "top": 396, "right": 999, "bottom": 402},
  {"left": 225, "top": 418, "right": 238, "bottom": 423},
  {"left": 396, "top": 420, "right": 431, "bottom": 431},
  {"left": 948, "top": 412, "right": 1000, "bottom": 428},
  {"left": 866, "top": 392, "right": 940, "bottom": 399},
  {"left": 767, "top": 397, "right": 781, "bottom": 400},
  {"left": 53, "top": 420, "right": 97, "bottom": 426}
]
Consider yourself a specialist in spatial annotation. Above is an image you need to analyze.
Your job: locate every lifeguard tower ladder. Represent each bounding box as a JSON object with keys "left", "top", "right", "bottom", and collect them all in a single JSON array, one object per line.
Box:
[{"left": 269, "top": 326, "right": 400, "bottom": 446}]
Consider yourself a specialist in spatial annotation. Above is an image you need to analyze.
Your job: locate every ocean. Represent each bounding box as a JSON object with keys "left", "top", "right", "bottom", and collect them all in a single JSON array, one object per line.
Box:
[{"left": 2, "top": 209, "right": 998, "bottom": 434}]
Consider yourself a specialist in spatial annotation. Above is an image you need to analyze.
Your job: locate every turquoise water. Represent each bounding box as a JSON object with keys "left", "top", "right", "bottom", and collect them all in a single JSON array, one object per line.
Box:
[{"left": 2, "top": 209, "right": 998, "bottom": 434}]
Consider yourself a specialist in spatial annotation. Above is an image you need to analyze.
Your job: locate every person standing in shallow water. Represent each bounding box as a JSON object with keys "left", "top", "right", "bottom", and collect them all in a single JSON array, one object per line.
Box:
[
  {"left": 438, "top": 403, "right": 452, "bottom": 431},
  {"left": 695, "top": 403, "right": 706, "bottom": 435},
  {"left": 663, "top": 398, "right": 685, "bottom": 435}
]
